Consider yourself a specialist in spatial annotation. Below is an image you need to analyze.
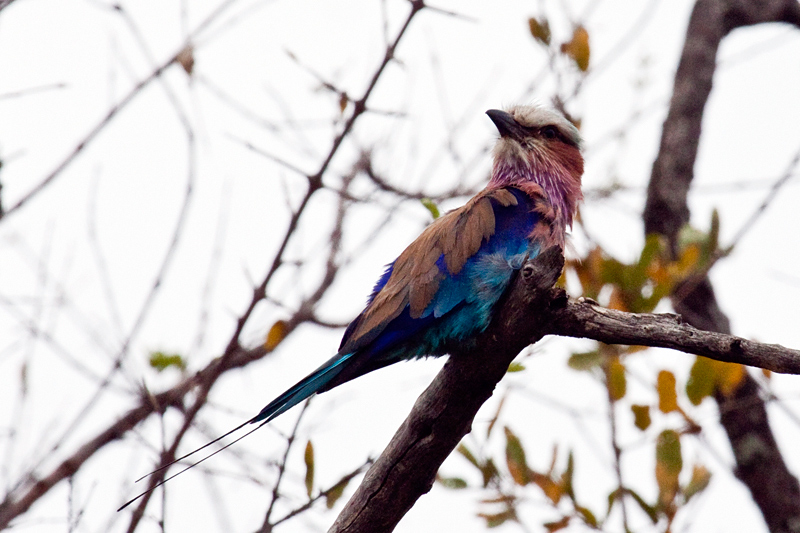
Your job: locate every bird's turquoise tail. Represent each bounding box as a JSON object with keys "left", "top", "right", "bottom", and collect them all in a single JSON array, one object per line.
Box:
[{"left": 250, "top": 352, "right": 356, "bottom": 423}]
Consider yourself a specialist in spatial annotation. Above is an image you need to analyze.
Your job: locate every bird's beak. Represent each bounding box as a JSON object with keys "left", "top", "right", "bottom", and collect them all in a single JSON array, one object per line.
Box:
[{"left": 486, "top": 109, "right": 525, "bottom": 140}]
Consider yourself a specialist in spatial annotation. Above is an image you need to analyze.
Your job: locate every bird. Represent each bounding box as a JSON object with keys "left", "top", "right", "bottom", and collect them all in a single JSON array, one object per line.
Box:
[
  {"left": 253, "top": 105, "right": 583, "bottom": 423},
  {"left": 118, "top": 105, "right": 583, "bottom": 510}
]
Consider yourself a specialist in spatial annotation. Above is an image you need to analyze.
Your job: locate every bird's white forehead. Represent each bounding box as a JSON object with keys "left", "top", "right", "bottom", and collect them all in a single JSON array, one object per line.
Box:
[{"left": 507, "top": 105, "right": 582, "bottom": 146}]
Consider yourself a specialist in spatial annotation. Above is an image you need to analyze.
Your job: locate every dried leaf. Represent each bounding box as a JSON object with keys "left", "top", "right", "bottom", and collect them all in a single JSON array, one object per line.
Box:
[
  {"left": 176, "top": 44, "right": 194, "bottom": 75},
  {"left": 683, "top": 464, "right": 711, "bottom": 502},
  {"left": 560, "top": 26, "right": 590, "bottom": 71},
  {"left": 479, "top": 509, "right": 517, "bottom": 528},
  {"left": 304, "top": 440, "right": 314, "bottom": 498},
  {"left": 544, "top": 516, "right": 570, "bottom": 532},
  {"left": 325, "top": 477, "right": 349, "bottom": 509},
  {"left": 607, "top": 357, "right": 627, "bottom": 401},
  {"left": 504, "top": 427, "right": 529, "bottom": 485},
  {"left": 528, "top": 17, "right": 551, "bottom": 45},
  {"left": 631, "top": 404, "right": 651, "bottom": 430},
  {"left": 481, "top": 459, "right": 500, "bottom": 488},
  {"left": 530, "top": 470, "right": 562, "bottom": 504}
]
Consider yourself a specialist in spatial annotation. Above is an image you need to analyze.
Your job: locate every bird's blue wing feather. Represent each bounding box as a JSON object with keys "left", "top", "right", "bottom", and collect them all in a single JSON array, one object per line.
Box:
[{"left": 254, "top": 187, "right": 549, "bottom": 422}]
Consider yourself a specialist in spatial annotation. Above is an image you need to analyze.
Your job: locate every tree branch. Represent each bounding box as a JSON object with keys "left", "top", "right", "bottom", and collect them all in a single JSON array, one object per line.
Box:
[
  {"left": 551, "top": 300, "right": 800, "bottom": 373},
  {"left": 329, "top": 247, "right": 566, "bottom": 533},
  {"left": 330, "top": 247, "right": 800, "bottom": 533}
]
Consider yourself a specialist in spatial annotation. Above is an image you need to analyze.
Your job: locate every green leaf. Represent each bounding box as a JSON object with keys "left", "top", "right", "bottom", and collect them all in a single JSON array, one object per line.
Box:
[
  {"left": 504, "top": 427, "right": 529, "bottom": 485},
  {"left": 507, "top": 362, "right": 525, "bottom": 373},
  {"left": 686, "top": 357, "right": 715, "bottom": 405},
  {"left": 457, "top": 443, "right": 479, "bottom": 469},
  {"left": 575, "top": 505, "right": 597, "bottom": 527},
  {"left": 304, "top": 440, "right": 315, "bottom": 498},
  {"left": 656, "top": 430, "right": 682, "bottom": 505},
  {"left": 627, "top": 488, "right": 658, "bottom": 523},
  {"left": 148, "top": 351, "right": 186, "bottom": 372},
  {"left": 567, "top": 350, "right": 601, "bottom": 371},
  {"left": 563, "top": 450, "right": 575, "bottom": 500},
  {"left": 421, "top": 198, "right": 440, "bottom": 219},
  {"left": 438, "top": 476, "right": 468, "bottom": 489}
]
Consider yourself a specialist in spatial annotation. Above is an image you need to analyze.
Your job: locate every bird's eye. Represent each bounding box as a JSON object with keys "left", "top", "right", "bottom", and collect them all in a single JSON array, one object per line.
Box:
[{"left": 541, "top": 126, "right": 558, "bottom": 140}]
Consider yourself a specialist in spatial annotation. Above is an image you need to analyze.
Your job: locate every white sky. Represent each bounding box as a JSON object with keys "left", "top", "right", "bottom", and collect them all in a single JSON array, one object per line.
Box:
[{"left": 1, "top": 0, "right": 800, "bottom": 532}]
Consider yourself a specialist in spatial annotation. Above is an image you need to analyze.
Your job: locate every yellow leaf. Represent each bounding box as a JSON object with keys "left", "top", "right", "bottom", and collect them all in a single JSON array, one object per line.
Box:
[
  {"left": 675, "top": 243, "right": 701, "bottom": 276},
  {"left": 561, "top": 26, "right": 590, "bottom": 72},
  {"left": 631, "top": 404, "right": 651, "bottom": 431},
  {"left": 607, "top": 357, "right": 627, "bottom": 401},
  {"left": 339, "top": 93, "right": 348, "bottom": 114},
  {"left": 716, "top": 361, "right": 745, "bottom": 397},
  {"left": 265, "top": 320, "right": 288, "bottom": 351},
  {"left": 762, "top": 368, "right": 772, "bottom": 380},
  {"left": 657, "top": 370, "right": 678, "bottom": 413}
]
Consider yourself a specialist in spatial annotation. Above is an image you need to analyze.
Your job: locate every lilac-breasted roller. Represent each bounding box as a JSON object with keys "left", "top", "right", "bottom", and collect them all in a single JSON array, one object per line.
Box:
[{"left": 254, "top": 105, "right": 583, "bottom": 423}]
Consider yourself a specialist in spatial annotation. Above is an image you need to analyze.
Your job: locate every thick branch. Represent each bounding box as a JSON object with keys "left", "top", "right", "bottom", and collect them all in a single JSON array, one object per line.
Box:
[
  {"left": 551, "top": 300, "right": 800, "bottom": 374},
  {"left": 330, "top": 248, "right": 800, "bottom": 533},
  {"left": 329, "top": 248, "right": 566, "bottom": 533}
]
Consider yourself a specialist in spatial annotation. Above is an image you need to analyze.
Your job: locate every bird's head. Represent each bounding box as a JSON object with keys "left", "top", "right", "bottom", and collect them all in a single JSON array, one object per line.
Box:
[{"left": 486, "top": 105, "right": 583, "bottom": 228}]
